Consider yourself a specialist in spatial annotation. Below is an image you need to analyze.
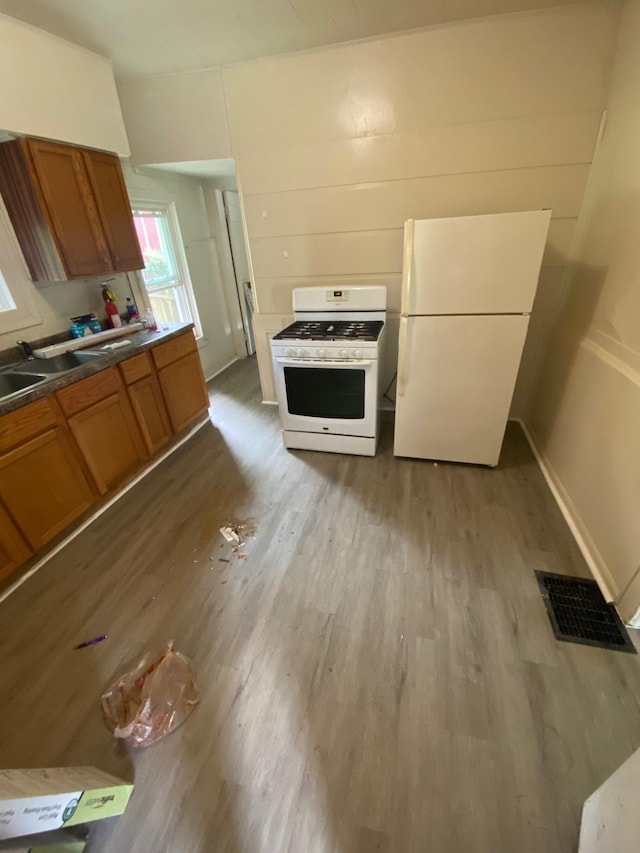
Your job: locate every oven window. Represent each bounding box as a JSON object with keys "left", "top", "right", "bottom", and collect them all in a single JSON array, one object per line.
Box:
[{"left": 284, "top": 367, "right": 365, "bottom": 419}]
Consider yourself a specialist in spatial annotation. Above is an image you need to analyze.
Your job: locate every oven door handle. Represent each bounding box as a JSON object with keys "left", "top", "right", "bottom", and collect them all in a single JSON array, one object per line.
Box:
[{"left": 275, "top": 357, "right": 374, "bottom": 368}]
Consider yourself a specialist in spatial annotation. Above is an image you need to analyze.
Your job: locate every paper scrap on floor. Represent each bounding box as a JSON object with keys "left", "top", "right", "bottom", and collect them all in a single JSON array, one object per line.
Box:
[{"left": 219, "top": 526, "right": 241, "bottom": 544}]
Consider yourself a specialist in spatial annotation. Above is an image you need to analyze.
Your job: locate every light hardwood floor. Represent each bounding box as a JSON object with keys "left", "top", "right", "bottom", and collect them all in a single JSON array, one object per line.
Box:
[{"left": 1, "top": 356, "right": 639, "bottom": 852}]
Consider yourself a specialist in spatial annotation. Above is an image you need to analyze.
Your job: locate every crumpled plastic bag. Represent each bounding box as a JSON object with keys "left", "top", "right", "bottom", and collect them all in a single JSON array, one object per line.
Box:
[{"left": 101, "top": 641, "right": 199, "bottom": 748}]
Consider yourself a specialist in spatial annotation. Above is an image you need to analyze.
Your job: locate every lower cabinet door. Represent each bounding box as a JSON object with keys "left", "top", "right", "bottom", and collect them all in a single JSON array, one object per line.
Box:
[
  {"left": 128, "top": 374, "right": 171, "bottom": 455},
  {"left": 0, "top": 426, "right": 94, "bottom": 550},
  {"left": 0, "top": 502, "right": 32, "bottom": 580},
  {"left": 67, "top": 388, "right": 146, "bottom": 495},
  {"left": 158, "top": 351, "right": 209, "bottom": 433}
]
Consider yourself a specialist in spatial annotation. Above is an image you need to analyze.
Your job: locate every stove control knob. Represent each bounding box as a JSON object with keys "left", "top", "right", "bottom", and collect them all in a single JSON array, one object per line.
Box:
[
  {"left": 339, "top": 349, "right": 349, "bottom": 359},
  {"left": 317, "top": 348, "right": 327, "bottom": 358},
  {"left": 285, "top": 347, "right": 295, "bottom": 357},
  {"left": 296, "top": 348, "right": 306, "bottom": 358},
  {"left": 353, "top": 349, "right": 363, "bottom": 359}
]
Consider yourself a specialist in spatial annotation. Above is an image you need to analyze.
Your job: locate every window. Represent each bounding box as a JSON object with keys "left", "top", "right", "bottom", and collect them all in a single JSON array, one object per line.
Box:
[
  {"left": 132, "top": 203, "right": 202, "bottom": 336},
  {"left": 0, "top": 196, "right": 41, "bottom": 334}
]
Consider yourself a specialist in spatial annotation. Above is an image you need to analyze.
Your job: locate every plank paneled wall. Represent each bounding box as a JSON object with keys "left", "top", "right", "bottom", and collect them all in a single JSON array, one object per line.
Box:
[{"left": 222, "top": 3, "right": 618, "bottom": 406}]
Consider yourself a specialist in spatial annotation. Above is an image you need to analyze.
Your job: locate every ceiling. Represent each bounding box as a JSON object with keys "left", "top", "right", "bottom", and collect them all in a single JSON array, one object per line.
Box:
[{"left": 0, "top": 0, "right": 585, "bottom": 79}]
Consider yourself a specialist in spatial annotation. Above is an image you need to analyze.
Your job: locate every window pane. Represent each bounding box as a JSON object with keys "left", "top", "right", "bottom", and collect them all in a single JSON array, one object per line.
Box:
[
  {"left": 148, "top": 285, "right": 192, "bottom": 325},
  {"left": 0, "top": 269, "right": 17, "bottom": 312},
  {"left": 132, "top": 211, "right": 179, "bottom": 288}
]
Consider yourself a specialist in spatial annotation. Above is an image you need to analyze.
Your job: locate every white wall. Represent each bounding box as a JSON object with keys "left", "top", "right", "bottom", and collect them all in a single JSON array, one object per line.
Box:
[
  {"left": 117, "top": 70, "right": 231, "bottom": 166},
  {"left": 124, "top": 166, "right": 236, "bottom": 380},
  {"left": 0, "top": 271, "right": 132, "bottom": 353},
  {"left": 527, "top": 1, "right": 640, "bottom": 621},
  {"left": 0, "top": 13, "right": 129, "bottom": 155},
  {"left": 221, "top": 3, "right": 618, "bottom": 403},
  {"left": 201, "top": 183, "right": 249, "bottom": 360},
  {"left": 0, "top": 15, "right": 133, "bottom": 354}
]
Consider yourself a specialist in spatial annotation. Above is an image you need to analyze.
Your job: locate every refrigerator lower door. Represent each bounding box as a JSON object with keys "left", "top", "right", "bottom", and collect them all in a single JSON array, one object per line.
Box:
[{"left": 394, "top": 314, "right": 529, "bottom": 466}]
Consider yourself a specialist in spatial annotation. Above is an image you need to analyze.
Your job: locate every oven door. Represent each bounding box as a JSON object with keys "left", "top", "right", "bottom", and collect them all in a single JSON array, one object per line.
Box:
[{"left": 273, "top": 357, "right": 378, "bottom": 437}]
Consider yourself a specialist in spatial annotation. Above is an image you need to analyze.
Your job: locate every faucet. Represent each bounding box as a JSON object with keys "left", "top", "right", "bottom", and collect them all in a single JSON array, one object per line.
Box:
[{"left": 17, "top": 340, "right": 35, "bottom": 360}]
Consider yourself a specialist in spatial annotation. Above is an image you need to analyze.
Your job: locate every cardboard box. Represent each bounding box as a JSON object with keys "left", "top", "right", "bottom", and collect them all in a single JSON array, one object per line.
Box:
[
  {"left": 0, "top": 767, "right": 133, "bottom": 841},
  {"left": 1, "top": 830, "right": 85, "bottom": 852}
]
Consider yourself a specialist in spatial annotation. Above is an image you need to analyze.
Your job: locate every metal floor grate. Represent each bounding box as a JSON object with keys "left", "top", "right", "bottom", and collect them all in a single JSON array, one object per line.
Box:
[{"left": 535, "top": 571, "right": 637, "bottom": 654}]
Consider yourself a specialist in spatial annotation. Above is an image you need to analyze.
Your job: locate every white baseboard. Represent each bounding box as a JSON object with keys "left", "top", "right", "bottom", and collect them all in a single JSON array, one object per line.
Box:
[
  {"left": 516, "top": 418, "right": 618, "bottom": 603},
  {"left": 0, "top": 416, "right": 210, "bottom": 605},
  {"left": 205, "top": 357, "right": 238, "bottom": 383}
]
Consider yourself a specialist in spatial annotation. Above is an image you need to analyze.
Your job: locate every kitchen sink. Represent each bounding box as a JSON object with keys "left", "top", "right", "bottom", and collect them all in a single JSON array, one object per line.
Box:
[
  {"left": 0, "top": 349, "right": 110, "bottom": 401},
  {"left": 13, "top": 350, "right": 107, "bottom": 375},
  {"left": 0, "top": 372, "right": 48, "bottom": 398}
]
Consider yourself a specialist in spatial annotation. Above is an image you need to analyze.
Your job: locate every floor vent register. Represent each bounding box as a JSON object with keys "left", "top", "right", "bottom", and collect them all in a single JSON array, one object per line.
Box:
[{"left": 535, "top": 571, "right": 637, "bottom": 654}]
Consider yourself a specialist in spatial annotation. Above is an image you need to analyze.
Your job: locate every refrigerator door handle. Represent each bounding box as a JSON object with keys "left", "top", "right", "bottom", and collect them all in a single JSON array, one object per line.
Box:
[
  {"left": 397, "top": 315, "right": 409, "bottom": 397},
  {"left": 401, "top": 220, "right": 414, "bottom": 316}
]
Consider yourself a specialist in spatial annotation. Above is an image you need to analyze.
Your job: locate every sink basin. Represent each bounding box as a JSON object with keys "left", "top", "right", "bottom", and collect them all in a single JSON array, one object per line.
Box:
[
  {"left": 14, "top": 350, "right": 107, "bottom": 375},
  {"left": 0, "top": 372, "right": 47, "bottom": 398}
]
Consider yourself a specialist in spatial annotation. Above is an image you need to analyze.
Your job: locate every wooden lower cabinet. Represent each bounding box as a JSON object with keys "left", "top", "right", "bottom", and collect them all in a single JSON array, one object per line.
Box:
[
  {"left": 128, "top": 374, "right": 171, "bottom": 455},
  {"left": 0, "top": 329, "right": 208, "bottom": 581},
  {"left": 0, "top": 503, "right": 32, "bottom": 581},
  {"left": 0, "top": 426, "right": 94, "bottom": 551},
  {"left": 158, "top": 351, "right": 209, "bottom": 433},
  {"left": 67, "top": 388, "right": 146, "bottom": 495}
]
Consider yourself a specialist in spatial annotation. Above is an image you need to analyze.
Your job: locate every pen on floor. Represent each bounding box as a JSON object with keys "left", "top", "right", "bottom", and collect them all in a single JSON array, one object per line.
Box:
[{"left": 75, "top": 634, "right": 107, "bottom": 649}]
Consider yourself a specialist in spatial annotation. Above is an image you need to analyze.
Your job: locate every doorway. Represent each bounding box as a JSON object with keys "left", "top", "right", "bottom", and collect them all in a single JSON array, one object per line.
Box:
[{"left": 223, "top": 190, "right": 255, "bottom": 355}]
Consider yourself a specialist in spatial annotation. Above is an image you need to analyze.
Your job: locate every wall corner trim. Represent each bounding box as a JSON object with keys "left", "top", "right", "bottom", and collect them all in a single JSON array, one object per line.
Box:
[{"left": 516, "top": 417, "right": 619, "bottom": 604}]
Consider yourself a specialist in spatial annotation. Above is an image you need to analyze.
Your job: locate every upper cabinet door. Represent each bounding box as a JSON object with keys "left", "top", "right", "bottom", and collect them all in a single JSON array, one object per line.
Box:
[
  {"left": 83, "top": 150, "right": 144, "bottom": 273},
  {"left": 24, "top": 139, "right": 110, "bottom": 279}
]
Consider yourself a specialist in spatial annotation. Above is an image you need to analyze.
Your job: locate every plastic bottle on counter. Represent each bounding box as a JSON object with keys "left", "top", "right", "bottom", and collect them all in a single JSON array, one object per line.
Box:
[
  {"left": 144, "top": 308, "right": 158, "bottom": 331},
  {"left": 126, "top": 297, "right": 140, "bottom": 322}
]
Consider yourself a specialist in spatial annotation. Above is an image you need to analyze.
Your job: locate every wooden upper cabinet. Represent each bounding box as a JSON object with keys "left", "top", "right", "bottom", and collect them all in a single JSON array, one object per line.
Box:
[
  {"left": 0, "top": 137, "right": 143, "bottom": 282},
  {"left": 82, "top": 149, "right": 144, "bottom": 273}
]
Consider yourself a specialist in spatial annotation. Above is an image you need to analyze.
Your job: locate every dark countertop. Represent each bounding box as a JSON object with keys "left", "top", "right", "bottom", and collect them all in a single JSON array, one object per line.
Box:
[{"left": 0, "top": 322, "right": 195, "bottom": 417}]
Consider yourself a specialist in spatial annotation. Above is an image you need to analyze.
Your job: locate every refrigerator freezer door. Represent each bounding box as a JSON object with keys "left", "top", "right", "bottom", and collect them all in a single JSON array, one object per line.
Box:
[
  {"left": 403, "top": 210, "right": 551, "bottom": 316},
  {"left": 394, "top": 314, "right": 529, "bottom": 465}
]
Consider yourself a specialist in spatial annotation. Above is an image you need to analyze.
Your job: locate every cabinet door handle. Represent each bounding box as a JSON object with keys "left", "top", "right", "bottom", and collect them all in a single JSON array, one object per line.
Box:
[
  {"left": 114, "top": 256, "right": 120, "bottom": 263},
  {"left": 103, "top": 257, "right": 109, "bottom": 265}
]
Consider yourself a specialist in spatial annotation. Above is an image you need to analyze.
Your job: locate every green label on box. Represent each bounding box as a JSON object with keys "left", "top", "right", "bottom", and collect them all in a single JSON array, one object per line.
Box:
[{"left": 62, "top": 785, "right": 134, "bottom": 827}]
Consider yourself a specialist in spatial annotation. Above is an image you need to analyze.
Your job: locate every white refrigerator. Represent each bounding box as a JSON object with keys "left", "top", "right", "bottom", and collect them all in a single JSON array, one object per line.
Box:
[{"left": 393, "top": 210, "right": 552, "bottom": 466}]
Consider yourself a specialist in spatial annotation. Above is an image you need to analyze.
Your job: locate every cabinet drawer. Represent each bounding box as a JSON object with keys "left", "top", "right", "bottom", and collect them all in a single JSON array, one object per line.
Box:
[
  {"left": 56, "top": 367, "right": 122, "bottom": 417},
  {"left": 0, "top": 397, "right": 57, "bottom": 453},
  {"left": 151, "top": 332, "right": 197, "bottom": 370},
  {"left": 119, "top": 352, "right": 152, "bottom": 385}
]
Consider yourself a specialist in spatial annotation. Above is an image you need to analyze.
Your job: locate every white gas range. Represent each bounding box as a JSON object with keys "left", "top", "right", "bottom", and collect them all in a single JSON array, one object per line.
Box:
[{"left": 270, "top": 286, "right": 387, "bottom": 456}]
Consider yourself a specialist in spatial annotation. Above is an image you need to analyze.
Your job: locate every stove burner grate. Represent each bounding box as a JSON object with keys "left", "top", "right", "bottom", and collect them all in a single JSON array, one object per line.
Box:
[{"left": 272, "top": 320, "right": 384, "bottom": 342}]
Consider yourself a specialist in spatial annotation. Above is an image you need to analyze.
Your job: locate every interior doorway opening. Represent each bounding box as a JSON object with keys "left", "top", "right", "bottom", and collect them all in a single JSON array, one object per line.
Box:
[{"left": 140, "top": 158, "right": 255, "bottom": 361}]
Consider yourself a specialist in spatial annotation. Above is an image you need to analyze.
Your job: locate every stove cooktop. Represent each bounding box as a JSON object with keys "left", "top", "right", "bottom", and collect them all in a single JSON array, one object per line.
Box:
[{"left": 272, "top": 320, "right": 384, "bottom": 343}]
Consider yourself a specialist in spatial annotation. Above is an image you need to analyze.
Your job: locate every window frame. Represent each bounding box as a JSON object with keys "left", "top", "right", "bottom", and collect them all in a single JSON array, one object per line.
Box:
[
  {"left": 0, "top": 195, "right": 42, "bottom": 335},
  {"left": 130, "top": 200, "right": 203, "bottom": 338}
]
